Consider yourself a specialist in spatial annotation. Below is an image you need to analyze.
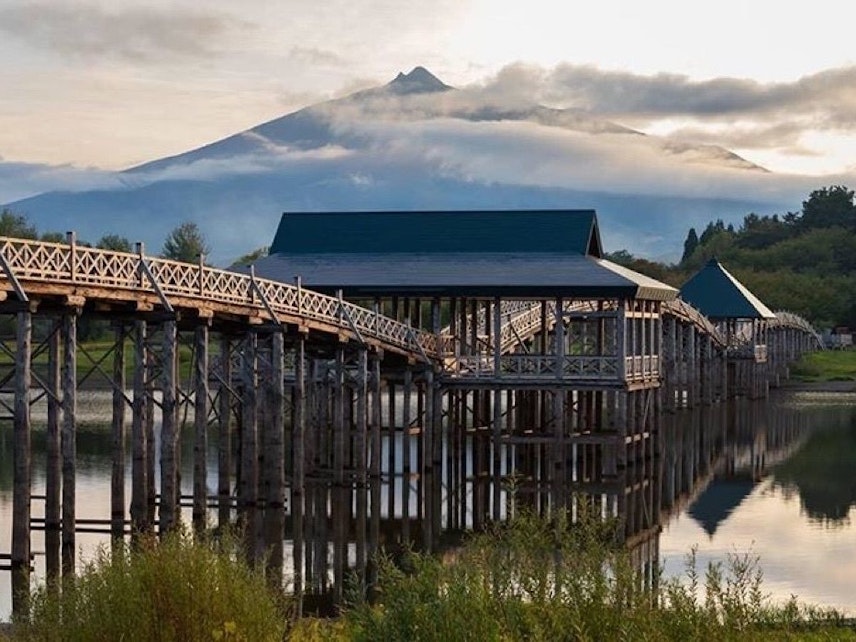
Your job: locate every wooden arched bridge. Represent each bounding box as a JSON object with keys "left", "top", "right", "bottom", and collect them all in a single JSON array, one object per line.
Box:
[{"left": 0, "top": 212, "right": 822, "bottom": 614}]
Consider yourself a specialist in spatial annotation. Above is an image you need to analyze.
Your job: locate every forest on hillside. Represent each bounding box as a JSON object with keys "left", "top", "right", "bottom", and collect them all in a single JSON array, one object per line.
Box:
[{"left": 608, "top": 185, "right": 856, "bottom": 329}]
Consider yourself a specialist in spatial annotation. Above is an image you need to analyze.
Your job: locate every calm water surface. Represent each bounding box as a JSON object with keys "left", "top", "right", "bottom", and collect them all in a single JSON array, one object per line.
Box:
[{"left": 1, "top": 389, "right": 855, "bottom": 620}]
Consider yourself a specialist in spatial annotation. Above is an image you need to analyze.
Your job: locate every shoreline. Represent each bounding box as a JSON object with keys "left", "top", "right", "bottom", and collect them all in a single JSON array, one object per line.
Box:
[{"left": 781, "top": 379, "right": 856, "bottom": 392}]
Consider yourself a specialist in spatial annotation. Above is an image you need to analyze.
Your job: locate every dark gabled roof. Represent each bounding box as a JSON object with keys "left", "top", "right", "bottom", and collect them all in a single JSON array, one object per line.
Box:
[
  {"left": 688, "top": 477, "right": 756, "bottom": 537},
  {"left": 269, "top": 209, "right": 603, "bottom": 257},
  {"left": 246, "top": 252, "right": 678, "bottom": 299},
  {"left": 250, "top": 210, "right": 677, "bottom": 300},
  {"left": 679, "top": 258, "right": 775, "bottom": 320}
]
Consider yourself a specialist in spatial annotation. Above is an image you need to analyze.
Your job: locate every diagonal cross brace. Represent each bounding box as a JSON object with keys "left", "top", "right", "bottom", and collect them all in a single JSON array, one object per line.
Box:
[
  {"left": 0, "top": 246, "right": 28, "bottom": 302},
  {"left": 249, "top": 266, "right": 281, "bottom": 327},
  {"left": 138, "top": 259, "right": 174, "bottom": 313}
]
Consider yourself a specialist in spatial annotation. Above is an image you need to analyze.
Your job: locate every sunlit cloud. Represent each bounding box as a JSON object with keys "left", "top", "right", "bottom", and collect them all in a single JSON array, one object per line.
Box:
[{"left": 0, "top": 2, "right": 252, "bottom": 62}]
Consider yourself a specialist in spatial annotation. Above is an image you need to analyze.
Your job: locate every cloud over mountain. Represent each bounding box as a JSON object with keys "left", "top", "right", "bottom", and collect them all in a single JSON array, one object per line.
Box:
[{"left": 2, "top": 67, "right": 845, "bottom": 265}]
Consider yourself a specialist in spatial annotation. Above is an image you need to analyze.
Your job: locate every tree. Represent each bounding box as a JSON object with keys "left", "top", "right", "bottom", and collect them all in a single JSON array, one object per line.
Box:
[
  {"left": 0, "top": 209, "right": 37, "bottom": 239},
  {"left": 680, "top": 228, "right": 699, "bottom": 264},
  {"left": 231, "top": 246, "right": 269, "bottom": 267},
  {"left": 161, "top": 222, "right": 210, "bottom": 263},
  {"left": 97, "top": 234, "right": 132, "bottom": 253},
  {"left": 40, "top": 232, "right": 66, "bottom": 243},
  {"left": 800, "top": 185, "right": 856, "bottom": 230}
]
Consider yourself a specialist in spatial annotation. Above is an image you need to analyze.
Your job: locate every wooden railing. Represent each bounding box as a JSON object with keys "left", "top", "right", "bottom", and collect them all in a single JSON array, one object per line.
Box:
[
  {"left": 0, "top": 237, "right": 823, "bottom": 372},
  {"left": 0, "top": 237, "right": 436, "bottom": 358},
  {"left": 663, "top": 298, "right": 726, "bottom": 347}
]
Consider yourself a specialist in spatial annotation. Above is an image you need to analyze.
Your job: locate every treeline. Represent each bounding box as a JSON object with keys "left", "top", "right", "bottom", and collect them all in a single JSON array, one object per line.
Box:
[
  {"left": 0, "top": 208, "right": 211, "bottom": 262},
  {"left": 608, "top": 185, "right": 856, "bottom": 329},
  {"left": 0, "top": 209, "right": 216, "bottom": 341}
]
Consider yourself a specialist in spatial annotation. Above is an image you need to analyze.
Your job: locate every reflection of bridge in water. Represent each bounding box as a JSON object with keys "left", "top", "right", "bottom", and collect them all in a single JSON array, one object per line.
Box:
[{"left": 0, "top": 210, "right": 822, "bottom": 615}]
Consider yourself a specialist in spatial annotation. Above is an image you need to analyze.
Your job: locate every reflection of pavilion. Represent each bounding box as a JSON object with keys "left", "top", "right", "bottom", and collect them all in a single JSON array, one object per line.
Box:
[
  {"left": 660, "top": 398, "right": 810, "bottom": 538},
  {"left": 688, "top": 477, "right": 756, "bottom": 537}
]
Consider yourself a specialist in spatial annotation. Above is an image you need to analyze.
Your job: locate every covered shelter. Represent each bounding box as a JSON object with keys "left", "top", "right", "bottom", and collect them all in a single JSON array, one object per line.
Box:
[
  {"left": 680, "top": 258, "right": 774, "bottom": 363},
  {"left": 247, "top": 209, "right": 677, "bottom": 386}
]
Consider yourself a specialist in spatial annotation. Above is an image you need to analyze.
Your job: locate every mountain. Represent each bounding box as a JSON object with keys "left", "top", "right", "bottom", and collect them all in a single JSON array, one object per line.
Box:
[{"left": 4, "top": 67, "right": 797, "bottom": 265}]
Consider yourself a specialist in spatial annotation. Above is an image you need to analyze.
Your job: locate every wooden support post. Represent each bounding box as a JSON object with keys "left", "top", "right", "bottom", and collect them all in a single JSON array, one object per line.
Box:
[
  {"left": 386, "top": 380, "right": 395, "bottom": 522},
  {"left": 159, "top": 317, "right": 179, "bottom": 536},
  {"left": 12, "top": 309, "right": 32, "bottom": 617},
  {"left": 145, "top": 351, "right": 156, "bottom": 527},
  {"left": 112, "top": 323, "right": 127, "bottom": 542},
  {"left": 355, "top": 348, "right": 368, "bottom": 590},
  {"left": 402, "top": 366, "right": 412, "bottom": 542},
  {"left": 492, "top": 298, "right": 502, "bottom": 522},
  {"left": 264, "top": 330, "right": 285, "bottom": 583},
  {"left": 193, "top": 324, "right": 210, "bottom": 535},
  {"left": 45, "top": 321, "right": 61, "bottom": 583},
  {"left": 368, "top": 352, "right": 381, "bottom": 594},
  {"left": 292, "top": 337, "right": 306, "bottom": 614},
  {"left": 61, "top": 311, "right": 77, "bottom": 577},
  {"left": 218, "top": 334, "right": 233, "bottom": 529},
  {"left": 131, "top": 320, "right": 149, "bottom": 536},
  {"left": 239, "top": 331, "right": 259, "bottom": 562},
  {"left": 332, "top": 347, "right": 346, "bottom": 604}
]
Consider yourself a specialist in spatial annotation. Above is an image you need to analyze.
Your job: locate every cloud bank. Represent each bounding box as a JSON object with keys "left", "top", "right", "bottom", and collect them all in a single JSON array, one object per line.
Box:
[{"left": 0, "top": 2, "right": 250, "bottom": 62}]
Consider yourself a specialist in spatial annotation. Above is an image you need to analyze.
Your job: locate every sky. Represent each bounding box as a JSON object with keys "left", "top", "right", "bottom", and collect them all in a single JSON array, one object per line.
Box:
[
  {"left": 2, "top": 0, "right": 856, "bottom": 171},
  {"left": 3, "top": 0, "right": 856, "bottom": 232}
]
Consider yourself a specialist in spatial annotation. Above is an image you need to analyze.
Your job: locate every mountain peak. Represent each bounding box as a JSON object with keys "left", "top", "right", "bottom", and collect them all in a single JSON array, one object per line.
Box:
[{"left": 387, "top": 66, "right": 451, "bottom": 95}]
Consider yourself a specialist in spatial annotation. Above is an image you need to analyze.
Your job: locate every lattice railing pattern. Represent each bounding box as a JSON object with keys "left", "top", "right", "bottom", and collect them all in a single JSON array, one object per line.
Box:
[
  {"left": 768, "top": 311, "right": 824, "bottom": 348},
  {"left": 0, "top": 237, "right": 434, "bottom": 358},
  {"left": 663, "top": 298, "right": 726, "bottom": 346},
  {"left": 0, "top": 237, "right": 821, "bottom": 367},
  {"left": 451, "top": 355, "right": 623, "bottom": 380}
]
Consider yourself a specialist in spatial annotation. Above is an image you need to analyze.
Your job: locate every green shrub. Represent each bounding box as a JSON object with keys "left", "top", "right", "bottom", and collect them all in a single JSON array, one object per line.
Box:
[
  {"left": 328, "top": 508, "right": 854, "bottom": 641},
  {"left": 14, "top": 530, "right": 287, "bottom": 642}
]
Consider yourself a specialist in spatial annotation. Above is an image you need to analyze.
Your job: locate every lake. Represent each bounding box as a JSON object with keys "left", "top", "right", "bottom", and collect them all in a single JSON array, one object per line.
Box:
[{"left": 1, "top": 387, "right": 855, "bottom": 620}]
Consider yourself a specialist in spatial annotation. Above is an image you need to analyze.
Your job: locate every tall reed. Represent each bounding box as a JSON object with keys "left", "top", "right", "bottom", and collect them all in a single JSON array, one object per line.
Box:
[{"left": 14, "top": 529, "right": 287, "bottom": 642}]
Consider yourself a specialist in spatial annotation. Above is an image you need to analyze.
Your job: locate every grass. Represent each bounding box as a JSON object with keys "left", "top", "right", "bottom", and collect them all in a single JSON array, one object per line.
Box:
[
  {"left": 0, "top": 336, "right": 199, "bottom": 388},
  {"left": 12, "top": 529, "right": 287, "bottom": 642},
  {"left": 790, "top": 348, "right": 856, "bottom": 382},
  {"left": 7, "top": 510, "right": 855, "bottom": 641},
  {"left": 291, "top": 509, "right": 854, "bottom": 641}
]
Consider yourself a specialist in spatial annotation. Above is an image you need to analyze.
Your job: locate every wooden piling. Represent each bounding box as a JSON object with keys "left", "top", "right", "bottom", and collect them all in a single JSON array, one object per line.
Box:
[
  {"left": 45, "top": 320, "right": 61, "bottom": 582},
  {"left": 217, "top": 334, "right": 233, "bottom": 529},
  {"left": 263, "top": 330, "right": 285, "bottom": 583},
  {"left": 131, "top": 320, "right": 149, "bottom": 536},
  {"left": 159, "top": 317, "right": 179, "bottom": 535},
  {"left": 239, "top": 331, "right": 259, "bottom": 562},
  {"left": 292, "top": 336, "right": 306, "bottom": 613},
  {"left": 193, "top": 324, "right": 210, "bottom": 535},
  {"left": 111, "top": 323, "right": 127, "bottom": 542},
  {"left": 12, "top": 309, "right": 32, "bottom": 616},
  {"left": 61, "top": 311, "right": 77, "bottom": 577}
]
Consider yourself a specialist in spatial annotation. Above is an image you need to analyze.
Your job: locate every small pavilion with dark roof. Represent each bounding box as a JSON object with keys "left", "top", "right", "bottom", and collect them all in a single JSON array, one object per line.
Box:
[
  {"left": 679, "top": 258, "right": 774, "bottom": 322},
  {"left": 248, "top": 209, "right": 676, "bottom": 388},
  {"left": 679, "top": 258, "right": 774, "bottom": 398}
]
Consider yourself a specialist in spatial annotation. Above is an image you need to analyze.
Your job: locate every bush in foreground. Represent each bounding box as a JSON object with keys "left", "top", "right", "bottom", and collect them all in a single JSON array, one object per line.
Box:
[
  {"left": 291, "top": 509, "right": 854, "bottom": 641},
  {"left": 14, "top": 530, "right": 286, "bottom": 642}
]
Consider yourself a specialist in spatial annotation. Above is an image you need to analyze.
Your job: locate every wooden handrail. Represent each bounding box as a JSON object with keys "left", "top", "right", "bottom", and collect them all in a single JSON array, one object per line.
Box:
[{"left": 0, "top": 237, "right": 822, "bottom": 360}]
